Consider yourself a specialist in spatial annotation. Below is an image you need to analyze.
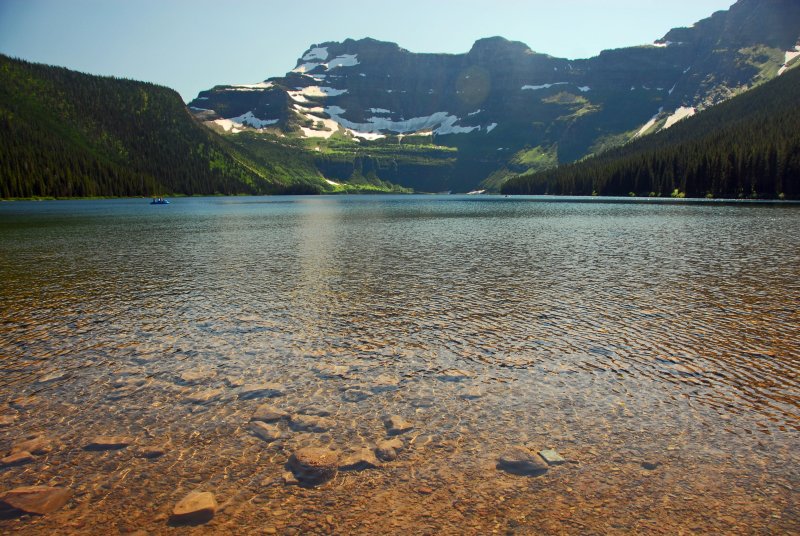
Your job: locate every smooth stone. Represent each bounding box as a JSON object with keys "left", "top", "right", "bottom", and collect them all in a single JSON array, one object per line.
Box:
[
  {"left": 289, "top": 414, "right": 335, "bottom": 433},
  {"left": 11, "top": 435, "right": 52, "bottom": 455},
  {"left": 288, "top": 447, "right": 339, "bottom": 486},
  {"left": 1, "top": 451, "right": 35, "bottom": 467},
  {"left": 497, "top": 447, "right": 549, "bottom": 476},
  {"left": 178, "top": 369, "right": 217, "bottom": 385},
  {"left": 85, "top": 436, "right": 134, "bottom": 451},
  {"left": 641, "top": 461, "right": 661, "bottom": 470},
  {"left": 385, "top": 415, "right": 413, "bottom": 436},
  {"left": 185, "top": 388, "right": 223, "bottom": 404},
  {"left": 376, "top": 438, "right": 404, "bottom": 461},
  {"left": 0, "top": 486, "right": 72, "bottom": 515},
  {"left": 250, "top": 404, "right": 290, "bottom": 423},
  {"left": 238, "top": 383, "right": 285, "bottom": 400},
  {"left": 342, "top": 388, "right": 372, "bottom": 402},
  {"left": 339, "top": 447, "right": 380, "bottom": 471},
  {"left": 171, "top": 491, "right": 217, "bottom": 524},
  {"left": 539, "top": 449, "right": 566, "bottom": 466},
  {"left": 249, "top": 422, "right": 281, "bottom": 443}
]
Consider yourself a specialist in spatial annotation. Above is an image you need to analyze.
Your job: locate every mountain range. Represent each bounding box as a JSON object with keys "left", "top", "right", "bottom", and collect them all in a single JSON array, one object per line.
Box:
[{"left": 188, "top": 0, "right": 800, "bottom": 193}]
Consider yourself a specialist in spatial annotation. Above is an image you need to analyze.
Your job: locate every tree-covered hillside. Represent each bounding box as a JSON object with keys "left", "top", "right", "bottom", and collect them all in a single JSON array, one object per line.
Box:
[
  {"left": 0, "top": 54, "right": 327, "bottom": 198},
  {"left": 502, "top": 66, "right": 800, "bottom": 199}
]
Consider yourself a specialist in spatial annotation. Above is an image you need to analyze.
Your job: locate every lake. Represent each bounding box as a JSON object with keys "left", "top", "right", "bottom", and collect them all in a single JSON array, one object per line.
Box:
[{"left": 0, "top": 195, "right": 798, "bottom": 534}]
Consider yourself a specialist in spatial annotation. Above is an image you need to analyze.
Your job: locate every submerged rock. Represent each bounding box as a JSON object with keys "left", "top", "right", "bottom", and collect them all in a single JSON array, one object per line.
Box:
[
  {"left": 37, "top": 371, "right": 70, "bottom": 384},
  {"left": 0, "top": 414, "right": 17, "bottom": 427},
  {"left": 384, "top": 415, "right": 413, "bottom": 436},
  {"left": 1, "top": 451, "right": 35, "bottom": 467},
  {"left": 250, "top": 403, "right": 290, "bottom": 423},
  {"left": 289, "top": 414, "right": 335, "bottom": 433},
  {"left": 171, "top": 491, "right": 217, "bottom": 524},
  {"left": 339, "top": 447, "right": 380, "bottom": 471},
  {"left": 85, "top": 436, "right": 134, "bottom": 451},
  {"left": 238, "top": 383, "right": 285, "bottom": 400},
  {"left": 178, "top": 369, "right": 217, "bottom": 385},
  {"left": 137, "top": 445, "right": 169, "bottom": 459},
  {"left": 497, "top": 447, "right": 548, "bottom": 476},
  {"left": 538, "top": 448, "right": 566, "bottom": 466},
  {"left": 249, "top": 421, "right": 281, "bottom": 443},
  {"left": 11, "top": 435, "right": 52, "bottom": 456},
  {"left": 342, "top": 388, "right": 372, "bottom": 402},
  {"left": 0, "top": 486, "right": 72, "bottom": 515},
  {"left": 376, "top": 438, "right": 404, "bottom": 461},
  {"left": 185, "top": 388, "right": 224, "bottom": 404},
  {"left": 288, "top": 447, "right": 339, "bottom": 486}
]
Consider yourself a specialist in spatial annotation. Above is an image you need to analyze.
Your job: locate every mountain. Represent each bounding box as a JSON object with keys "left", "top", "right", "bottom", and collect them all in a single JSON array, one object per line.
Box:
[
  {"left": 501, "top": 64, "right": 800, "bottom": 199},
  {"left": 189, "top": 0, "right": 800, "bottom": 193},
  {"left": 0, "top": 54, "right": 335, "bottom": 198}
]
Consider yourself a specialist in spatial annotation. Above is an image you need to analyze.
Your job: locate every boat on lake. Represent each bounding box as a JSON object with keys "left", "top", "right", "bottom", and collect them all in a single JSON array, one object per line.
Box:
[{"left": 150, "top": 197, "right": 169, "bottom": 205}]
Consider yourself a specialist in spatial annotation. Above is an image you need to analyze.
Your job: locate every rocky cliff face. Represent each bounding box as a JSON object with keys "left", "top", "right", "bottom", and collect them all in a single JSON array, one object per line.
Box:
[{"left": 188, "top": 0, "right": 800, "bottom": 192}]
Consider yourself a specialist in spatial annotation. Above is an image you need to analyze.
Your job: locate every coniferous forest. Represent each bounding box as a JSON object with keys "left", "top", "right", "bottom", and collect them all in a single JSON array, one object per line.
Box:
[
  {"left": 0, "top": 54, "right": 323, "bottom": 198},
  {"left": 502, "top": 66, "right": 800, "bottom": 199}
]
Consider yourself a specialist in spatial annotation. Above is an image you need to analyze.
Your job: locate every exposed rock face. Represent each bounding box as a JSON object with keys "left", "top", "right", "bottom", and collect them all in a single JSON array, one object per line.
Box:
[
  {"left": 188, "top": 1, "right": 800, "bottom": 193},
  {"left": 288, "top": 447, "right": 339, "bottom": 486},
  {"left": 497, "top": 447, "right": 549, "bottom": 476},
  {"left": 171, "top": 491, "right": 217, "bottom": 524},
  {"left": 0, "top": 486, "right": 72, "bottom": 515}
]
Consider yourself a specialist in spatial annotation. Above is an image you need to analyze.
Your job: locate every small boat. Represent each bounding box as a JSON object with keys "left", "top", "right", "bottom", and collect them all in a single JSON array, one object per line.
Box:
[{"left": 150, "top": 197, "right": 170, "bottom": 205}]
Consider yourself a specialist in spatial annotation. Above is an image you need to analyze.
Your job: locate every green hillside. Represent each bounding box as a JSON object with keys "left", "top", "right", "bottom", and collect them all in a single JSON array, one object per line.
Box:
[
  {"left": 502, "top": 66, "right": 800, "bottom": 199},
  {"left": 0, "top": 54, "right": 329, "bottom": 198}
]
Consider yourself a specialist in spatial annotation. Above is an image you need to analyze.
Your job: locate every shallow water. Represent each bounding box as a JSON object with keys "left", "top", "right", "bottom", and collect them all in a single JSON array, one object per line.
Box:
[{"left": 0, "top": 195, "right": 798, "bottom": 534}]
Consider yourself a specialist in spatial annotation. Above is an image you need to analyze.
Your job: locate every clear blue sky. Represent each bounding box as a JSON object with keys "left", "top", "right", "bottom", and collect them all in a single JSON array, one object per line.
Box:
[{"left": 0, "top": 0, "right": 735, "bottom": 102}]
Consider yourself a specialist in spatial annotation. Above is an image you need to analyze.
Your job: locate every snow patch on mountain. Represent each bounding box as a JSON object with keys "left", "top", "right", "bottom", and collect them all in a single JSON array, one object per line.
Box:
[
  {"left": 635, "top": 107, "right": 663, "bottom": 138},
  {"left": 213, "top": 111, "right": 279, "bottom": 132},
  {"left": 778, "top": 46, "right": 800, "bottom": 75},
  {"left": 578, "top": 86, "right": 590, "bottom": 92},
  {"left": 293, "top": 63, "right": 322, "bottom": 74},
  {"left": 303, "top": 86, "right": 349, "bottom": 97},
  {"left": 327, "top": 54, "right": 359, "bottom": 70},
  {"left": 230, "top": 82, "right": 273, "bottom": 90},
  {"left": 468, "top": 109, "right": 482, "bottom": 116},
  {"left": 303, "top": 47, "right": 329, "bottom": 61},
  {"left": 323, "top": 107, "right": 479, "bottom": 136},
  {"left": 663, "top": 106, "right": 695, "bottom": 129},
  {"left": 369, "top": 108, "right": 391, "bottom": 114},
  {"left": 522, "top": 82, "right": 568, "bottom": 91},
  {"left": 486, "top": 123, "right": 497, "bottom": 133}
]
